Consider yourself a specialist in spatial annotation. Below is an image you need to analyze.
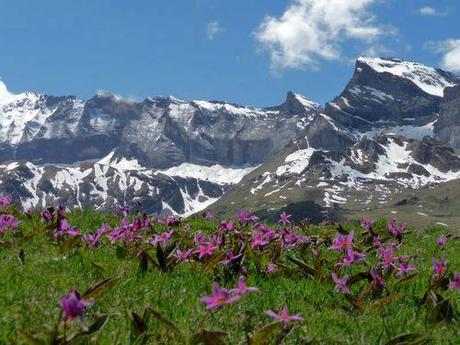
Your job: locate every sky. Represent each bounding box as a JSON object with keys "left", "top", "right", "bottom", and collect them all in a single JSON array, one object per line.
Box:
[{"left": 0, "top": 0, "right": 459, "bottom": 107}]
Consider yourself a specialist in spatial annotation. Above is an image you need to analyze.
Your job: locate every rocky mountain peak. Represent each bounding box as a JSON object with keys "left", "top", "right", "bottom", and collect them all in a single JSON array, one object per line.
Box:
[{"left": 279, "top": 91, "right": 321, "bottom": 115}]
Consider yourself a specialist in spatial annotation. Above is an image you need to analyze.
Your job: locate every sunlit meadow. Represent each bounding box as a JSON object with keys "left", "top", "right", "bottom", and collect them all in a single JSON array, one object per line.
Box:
[{"left": 0, "top": 195, "right": 459, "bottom": 344}]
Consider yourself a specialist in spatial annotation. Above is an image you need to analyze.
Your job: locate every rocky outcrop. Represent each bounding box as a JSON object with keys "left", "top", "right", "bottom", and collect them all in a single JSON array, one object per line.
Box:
[
  {"left": 434, "top": 85, "right": 460, "bottom": 150},
  {"left": 325, "top": 57, "right": 459, "bottom": 130}
]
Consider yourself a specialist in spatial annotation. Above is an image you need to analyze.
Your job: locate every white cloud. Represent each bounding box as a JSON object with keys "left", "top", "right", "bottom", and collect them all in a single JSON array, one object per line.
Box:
[
  {"left": 425, "top": 39, "right": 460, "bottom": 73},
  {"left": 254, "top": 0, "right": 390, "bottom": 73},
  {"left": 207, "top": 21, "right": 223, "bottom": 40},
  {"left": 417, "top": 6, "right": 447, "bottom": 16}
]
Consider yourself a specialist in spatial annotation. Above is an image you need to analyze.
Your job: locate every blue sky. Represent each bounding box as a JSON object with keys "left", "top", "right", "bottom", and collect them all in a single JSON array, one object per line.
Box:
[{"left": 0, "top": 0, "right": 459, "bottom": 106}]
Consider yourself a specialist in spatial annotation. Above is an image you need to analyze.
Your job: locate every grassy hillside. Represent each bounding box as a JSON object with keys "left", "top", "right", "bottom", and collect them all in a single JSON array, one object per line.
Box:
[{"left": 0, "top": 203, "right": 459, "bottom": 344}]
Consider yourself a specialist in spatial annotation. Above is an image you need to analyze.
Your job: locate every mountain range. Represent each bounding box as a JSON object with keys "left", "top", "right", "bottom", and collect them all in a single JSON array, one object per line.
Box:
[{"left": 1, "top": 57, "right": 460, "bottom": 225}]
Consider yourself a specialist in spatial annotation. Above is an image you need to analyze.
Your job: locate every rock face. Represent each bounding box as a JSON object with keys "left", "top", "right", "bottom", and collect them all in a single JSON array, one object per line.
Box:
[
  {"left": 209, "top": 134, "right": 460, "bottom": 217},
  {"left": 325, "top": 57, "right": 459, "bottom": 130},
  {"left": 0, "top": 84, "right": 321, "bottom": 168},
  {"left": 434, "top": 85, "right": 460, "bottom": 150}
]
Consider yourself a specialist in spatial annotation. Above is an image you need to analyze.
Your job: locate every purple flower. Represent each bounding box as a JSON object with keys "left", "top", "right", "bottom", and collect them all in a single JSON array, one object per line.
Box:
[
  {"left": 266, "top": 262, "right": 277, "bottom": 273},
  {"left": 53, "top": 219, "right": 80, "bottom": 238},
  {"left": 176, "top": 248, "right": 193, "bottom": 262},
  {"left": 330, "top": 232, "right": 354, "bottom": 252},
  {"left": 436, "top": 236, "right": 448, "bottom": 248},
  {"left": 332, "top": 272, "right": 350, "bottom": 294},
  {"left": 60, "top": 290, "right": 93, "bottom": 321},
  {"left": 82, "top": 224, "right": 110, "bottom": 247},
  {"left": 370, "top": 267, "right": 385, "bottom": 290},
  {"left": 278, "top": 212, "right": 291, "bottom": 226},
  {"left": 149, "top": 230, "right": 173, "bottom": 249},
  {"left": 196, "top": 243, "right": 215, "bottom": 259},
  {"left": 387, "top": 219, "right": 406, "bottom": 237},
  {"left": 361, "top": 217, "right": 374, "bottom": 230},
  {"left": 0, "top": 214, "right": 19, "bottom": 233},
  {"left": 449, "top": 273, "right": 460, "bottom": 291},
  {"left": 230, "top": 276, "right": 258, "bottom": 295},
  {"left": 0, "top": 194, "right": 12, "bottom": 209},
  {"left": 432, "top": 258, "right": 447, "bottom": 277},
  {"left": 265, "top": 306, "right": 303, "bottom": 324},
  {"left": 337, "top": 248, "right": 366, "bottom": 267},
  {"left": 396, "top": 261, "right": 416, "bottom": 276},
  {"left": 200, "top": 282, "right": 240, "bottom": 309},
  {"left": 194, "top": 233, "right": 206, "bottom": 245},
  {"left": 204, "top": 211, "right": 214, "bottom": 221},
  {"left": 219, "top": 220, "right": 234, "bottom": 233},
  {"left": 220, "top": 251, "right": 242, "bottom": 265}
]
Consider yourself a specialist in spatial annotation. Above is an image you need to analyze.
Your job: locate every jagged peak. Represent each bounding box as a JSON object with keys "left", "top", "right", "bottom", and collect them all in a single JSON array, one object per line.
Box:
[{"left": 356, "top": 56, "right": 458, "bottom": 97}]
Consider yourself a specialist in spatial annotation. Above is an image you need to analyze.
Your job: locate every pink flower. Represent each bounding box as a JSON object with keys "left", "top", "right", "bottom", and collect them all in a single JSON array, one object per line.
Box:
[
  {"left": 220, "top": 251, "right": 242, "bottom": 265},
  {"left": 82, "top": 223, "right": 110, "bottom": 247},
  {"left": 337, "top": 248, "right": 366, "bottom": 267},
  {"left": 330, "top": 232, "right": 354, "bottom": 252},
  {"left": 449, "top": 273, "right": 460, "bottom": 291},
  {"left": 196, "top": 243, "right": 215, "bottom": 259},
  {"left": 60, "top": 290, "right": 93, "bottom": 321},
  {"left": 361, "top": 217, "right": 374, "bottom": 230},
  {"left": 0, "top": 194, "right": 12, "bottom": 209},
  {"left": 432, "top": 258, "right": 447, "bottom": 277},
  {"left": 0, "top": 214, "right": 19, "bottom": 233},
  {"left": 396, "top": 261, "right": 416, "bottom": 276},
  {"left": 194, "top": 233, "right": 206, "bottom": 245},
  {"left": 265, "top": 306, "right": 303, "bottom": 324},
  {"left": 230, "top": 276, "right": 258, "bottom": 295},
  {"left": 278, "top": 212, "right": 291, "bottom": 226},
  {"left": 200, "top": 282, "right": 240, "bottom": 309},
  {"left": 266, "top": 262, "right": 277, "bottom": 273},
  {"left": 332, "top": 272, "right": 350, "bottom": 294},
  {"left": 176, "top": 248, "right": 193, "bottom": 262},
  {"left": 436, "top": 236, "right": 448, "bottom": 248},
  {"left": 387, "top": 219, "right": 406, "bottom": 237},
  {"left": 370, "top": 267, "right": 385, "bottom": 290},
  {"left": 219, "top": 220, "right": 234, "bottom": 233},
  {"left": 204, "top": 211, "right": 214, "bottom": 221},
  {"left": 54, "top": 219, "right": 80, "bottom": 238},
  {"left": 149, "top": 230, "right": 173, "bottom": 248}
]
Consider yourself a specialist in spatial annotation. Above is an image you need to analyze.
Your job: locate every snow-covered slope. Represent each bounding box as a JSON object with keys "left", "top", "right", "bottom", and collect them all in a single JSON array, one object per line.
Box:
[
  {"left": 0, "top": 150, "right": 258, "bottom": 216},
  {"left": 325, "top": 57, "right": 459, "bottom": 131},
  {"left": 358, "top": 57, "right": 457, "bottom": 97}
]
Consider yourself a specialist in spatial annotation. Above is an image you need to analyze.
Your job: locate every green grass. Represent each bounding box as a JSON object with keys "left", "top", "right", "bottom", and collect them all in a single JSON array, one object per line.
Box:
[{"left": 0, "top": 208, "right": 459, "bottom": 344}]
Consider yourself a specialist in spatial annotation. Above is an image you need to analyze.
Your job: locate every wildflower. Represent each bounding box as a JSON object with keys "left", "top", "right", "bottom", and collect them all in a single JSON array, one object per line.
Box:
[
  {"left": 361, "top": 217, "right": 374, "bottom": 230},
  {"left": 230, "top": 276, "right": 258, "bottom": 295},
  {"left": 0, "top": 194, "right": 12, "bottom": 209},
  {"left": 54, "top": 219, "right": 80, "bottom": 238},
  {"left": 60, "top": 290, "right": 93, "bottom": 321},
  {"left": 387, "top": 219, "right": 406, "bottom": 237},
  {"left": 219, "top": 220, "right": 234, "bottom": 233},
  {"left": 449, "top": 273, "right": 460, "bottom": 291},
  {"left": 337, "top": 248, "right": 366, "bottom": 267},
  {"left": 200, "top": 282, "right": 240, "bottom": 309},
  {"left": 196, "top": 243, "right": 215, "bottom": 259},
  {"left": 436, "top": 235, "right": 448, "bottom": 248},
  {"left": 396, "top": 261, "right": 416, "bottom": 276},
  {"left": 149, "top": 230, "right": 173, "bottom": 249},
  {"left": 0, "top": 214, "right": 19, "bottom": 233},
  {"left": 266, "top": 262, "right": 277, "bottom": 273},
  {"left": 220, "top": 251, "right": 242, "bottom": 265},
  {"left": 265, "top": 306, "right": 303, "bottom": 324},
  {"left": 330, "top": 232, "right": 354, "bottom": 252},
  {"left": 194, "top": 233, "right": 206, "bottom": 245},
  {"left": 278, "top": 212, "right": 291, "bottom": 226},
  {"left": 332, "top": 272, "right": 350, "bottom": 294},
  {"left": 432, "top": 258, "right": 447, "bottom": 277},
  {"left": 204, "top": 211, "right": 214, "bottom": 221},
  {"left": 176, "top": 248, "right": 193, "bottom": 262},
  {"left": 370, "top": 267, "right": 385, "bottom": 290},
  {"left": 82, "top": 223, "right": 110, "bottom": 247}
]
